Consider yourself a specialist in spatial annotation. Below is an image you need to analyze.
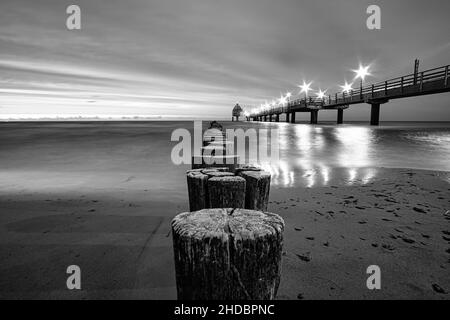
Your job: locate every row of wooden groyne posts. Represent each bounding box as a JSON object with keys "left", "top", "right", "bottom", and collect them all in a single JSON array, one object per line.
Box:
[{"left": 171, "top": 127, "right": 285, "bottom": 300}]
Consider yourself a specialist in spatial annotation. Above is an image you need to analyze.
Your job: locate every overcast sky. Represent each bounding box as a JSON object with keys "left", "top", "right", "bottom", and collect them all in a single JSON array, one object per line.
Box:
[{"left": 0, "top": 0, "right": 449, "bottom": 120}]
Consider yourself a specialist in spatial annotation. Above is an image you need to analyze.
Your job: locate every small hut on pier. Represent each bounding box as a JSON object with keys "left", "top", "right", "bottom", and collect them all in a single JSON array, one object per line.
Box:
[{"left": 232, "top": 103, "right": 243, "bottom": 121}]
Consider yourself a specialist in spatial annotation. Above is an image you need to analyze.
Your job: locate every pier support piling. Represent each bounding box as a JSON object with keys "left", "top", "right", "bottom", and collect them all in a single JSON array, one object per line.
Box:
[
  {"left": 285, "top": 113, "right": 290, "bottom": 123},
  {"left": 290, "top": 112, "right": 296, "bottom": 124},
  {"left": 370, "top": 103, "right": 380, "bottom": 126},
  {"left": 275, "top": 114, "right": 279, "bottom": 122},
  {"left": 310, "top": 110, "right": 318, "bottom": 124},
  {"left": 337, "top": 109, "right": 344, "bottom": 124}
]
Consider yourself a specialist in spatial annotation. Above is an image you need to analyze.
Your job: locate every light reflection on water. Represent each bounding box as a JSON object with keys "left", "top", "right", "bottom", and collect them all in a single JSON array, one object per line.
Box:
[{"left": 238, "top": 122, "right": 450, "bottom": 188}]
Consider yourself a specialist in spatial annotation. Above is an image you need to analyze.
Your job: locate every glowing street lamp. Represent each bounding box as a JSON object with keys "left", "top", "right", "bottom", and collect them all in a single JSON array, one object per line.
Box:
[
  {"left": 285, "top": 92, "right": 292, "bottom": 107},
  {"left": 353, "top": 64, "right": 371, "bottom": 82},
  {"left": 340, "top": 81, "right": 353, "bottom": 94},
  {"left": 316, "top": 89, "right": 327, "bottom": 100},
  {"left": 278, "top": 94, "right": 288, "bottom": 106},
  {"left": 353, "top": 64, "right": 371, "bottom": 96},
  {"left": 299, "top": 81, "right": 313, "bottom": 99}
]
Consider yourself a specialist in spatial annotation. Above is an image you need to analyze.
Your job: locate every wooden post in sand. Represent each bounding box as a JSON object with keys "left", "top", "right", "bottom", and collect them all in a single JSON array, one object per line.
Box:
[
  {"left": 186, "top": 167, "right": 271, "bottom": 211},
  {"left": 172, "top": 208, "right": 285, "bottom": 300},
  {"left": 238, "top": 170, "right": 271, "bottom": 211},
  {"left": 186, "top": 169, "right": 234, "bottom": 211},
  {"left": 186, "top": 170, "right": 209, "bottom": 211},
  {"left": 208, "top": 176, "right": 246, "bottom": 208}
]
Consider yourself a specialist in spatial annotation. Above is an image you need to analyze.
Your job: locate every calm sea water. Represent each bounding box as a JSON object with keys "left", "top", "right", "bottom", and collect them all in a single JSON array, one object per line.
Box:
[
  {"left": 224, "top": 121, "right": 450, "bottom": 187},
  {"left": 0, "top": 121, "right": 449, "bottom": 190}
]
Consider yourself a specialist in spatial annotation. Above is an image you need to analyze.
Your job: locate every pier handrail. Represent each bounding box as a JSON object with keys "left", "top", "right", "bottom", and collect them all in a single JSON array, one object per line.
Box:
[{"left": 250, "top": 64, "right": 450, "bottom": 116}]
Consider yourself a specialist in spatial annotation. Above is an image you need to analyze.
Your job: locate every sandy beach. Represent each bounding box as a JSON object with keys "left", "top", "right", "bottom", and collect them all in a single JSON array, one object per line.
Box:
[{"left": 0, "top": 122, "right": 449, "bottom": 299}]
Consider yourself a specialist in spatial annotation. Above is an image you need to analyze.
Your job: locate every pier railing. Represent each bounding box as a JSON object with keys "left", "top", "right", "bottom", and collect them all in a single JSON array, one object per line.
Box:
[{"left": 251, "top": 64, "right": 450, "bottom": 116}]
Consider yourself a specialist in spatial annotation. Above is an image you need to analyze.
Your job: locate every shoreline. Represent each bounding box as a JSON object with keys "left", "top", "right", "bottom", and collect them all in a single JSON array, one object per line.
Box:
[{"left": 1, "top": 120, "right": 450, "bottom": 124}]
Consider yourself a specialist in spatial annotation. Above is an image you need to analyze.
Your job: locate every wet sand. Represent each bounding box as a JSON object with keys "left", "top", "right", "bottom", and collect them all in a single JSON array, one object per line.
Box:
[
  {"left": 272, "top": 168, "right": 450, "bottom": 299},
  {"left": 0, "top": 167, "right": 449, "bottom": 299}
]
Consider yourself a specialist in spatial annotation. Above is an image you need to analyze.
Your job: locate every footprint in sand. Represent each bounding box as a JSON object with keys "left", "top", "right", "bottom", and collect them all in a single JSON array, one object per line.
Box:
[
  {"left": 401, "top": 237, "right": 415, "bottom": 244},
  {"left": 432, "top": 284, "right": 447, "bottom": 294},
  {"left": 296, "top": 253, "right": 311, "bottom": 262},
  {"left": 382, "top": 244, "right": 395, "bottom": 251},
  {"left": 413, "top": 207, "right": 427, "bottom": 213}
]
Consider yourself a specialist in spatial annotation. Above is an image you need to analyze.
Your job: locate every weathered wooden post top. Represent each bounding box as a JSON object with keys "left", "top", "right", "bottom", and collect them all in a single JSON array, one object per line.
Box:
[
  {"left": 232, "top": 103, "right": 243, "bottom": 121},
  {"left": 172, "top": 208, "right": 284, "bottom": 300}
]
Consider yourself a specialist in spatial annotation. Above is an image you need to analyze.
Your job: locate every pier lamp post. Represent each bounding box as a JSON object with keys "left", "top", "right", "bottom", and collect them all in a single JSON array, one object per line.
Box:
[
  {"left": 285, "top": 92, "right": 292, "bottom": 111},
  {"left": 299, "top": 81, "right": 312, "bottom": 102},
  {"left": 340, "top": 81, "right": 353, "bottom": 102},
  {"left": 286, "top": 92, "right": 292, "bottom": 100},
  {"left": 316, "top": 89, "right": 327, "bottom": 105},
  {"left": 278, "top": 94, "right": 287, "bottom": 114},
  {"left": 278, "top": 94, "right": 287, "bottom": 106},
  {"left": 340, "top": 81, "right": 353, "bottom": 94},
  {"left": 353, "top": 64, "right": 371, "bottom": 98}
]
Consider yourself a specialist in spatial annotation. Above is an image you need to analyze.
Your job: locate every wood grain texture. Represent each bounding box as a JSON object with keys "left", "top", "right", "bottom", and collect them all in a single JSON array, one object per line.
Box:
[
  {"left": 186, "top": 171, "right": 209, "bottom": 211},
  {"left": 238, "top": 170, "right": 271, "bottom": 211},
  {"left": 208, "top": 176, "right": 246, "bottom": 208},
  {"left": 172, "top": 208, "right": 285, "bottom": 300}
]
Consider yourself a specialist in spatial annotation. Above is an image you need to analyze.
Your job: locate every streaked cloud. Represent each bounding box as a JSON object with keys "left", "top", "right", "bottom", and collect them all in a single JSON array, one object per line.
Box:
[{"left": 0, "top": 0, "right": 449, "bottom": 120}]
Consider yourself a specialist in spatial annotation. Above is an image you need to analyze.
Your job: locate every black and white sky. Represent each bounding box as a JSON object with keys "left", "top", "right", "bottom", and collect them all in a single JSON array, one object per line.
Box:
[{"left": 0, "top": 0, "right": 449, "bottom": 120}]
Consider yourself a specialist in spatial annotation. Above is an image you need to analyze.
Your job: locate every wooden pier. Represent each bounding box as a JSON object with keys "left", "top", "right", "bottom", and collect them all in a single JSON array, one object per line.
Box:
[{"left": 247, "top": 63, "right": 450, "bottom": 125}]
